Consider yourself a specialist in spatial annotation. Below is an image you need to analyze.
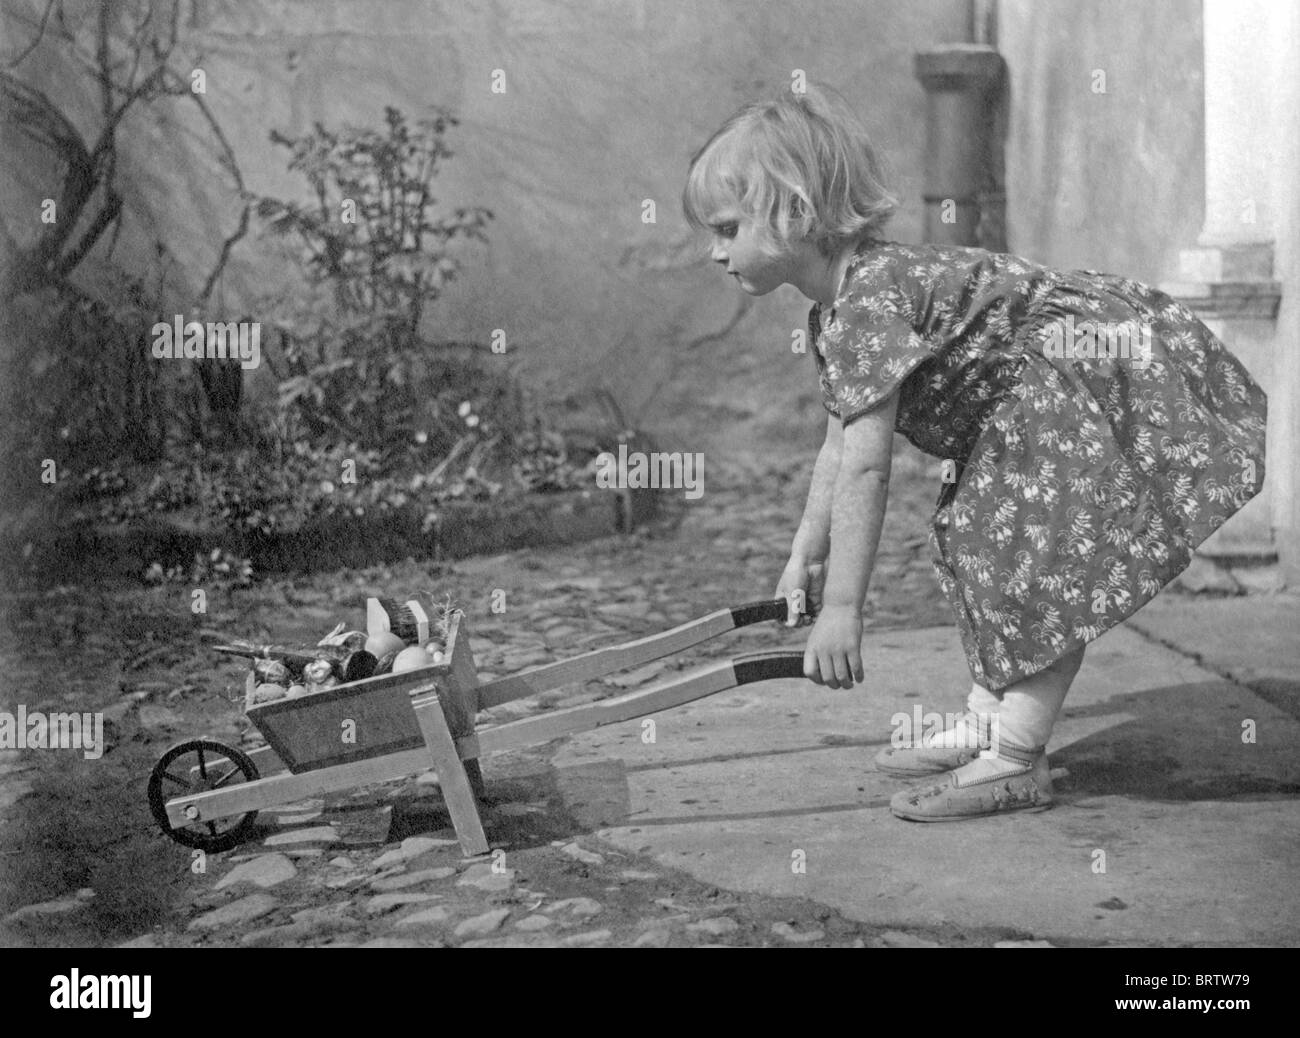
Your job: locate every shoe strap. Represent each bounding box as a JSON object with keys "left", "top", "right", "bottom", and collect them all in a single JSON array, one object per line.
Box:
[{"left": 990, "top": 736, "right": 1045, "bottom": 767}]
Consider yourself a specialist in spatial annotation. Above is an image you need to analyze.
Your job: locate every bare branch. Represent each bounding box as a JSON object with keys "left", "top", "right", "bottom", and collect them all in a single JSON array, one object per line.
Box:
[
  {"left": 105, "top": 198, "right": 126, "bottom": 259},
  {"left": 123, "top": 2, "right": 156, "bottom": 93},
  {"left": 5, "top": 0, "right": 58, "bottom": 68},
  {"left": 53, "top": 189, "right": 123, "bottom": 279},
  {"left": 196, "top": 203, "right": 249, "bottom": 306},
  {"left": 97, "top": 1, "right": 111, "bottom": 122},
  {"left": 0, "top": 70, "right": 102, "bottom": 292},
  {"left": 176, "top": 75, "right": 246, "bottom": 194},
  {"left": 176, "top": 78, "right": 251, "bottom": 305},
  {"left": 685, "top": 294, "right": 752, "bottom": 351},
  {"left": 0, "top": 70, "right": 86, "bottom": 159},
  {"left": 635, "top": 294, "right": 753, "bottom": 420},
  {"left": 87, "top": 63, "right": 166, "bottom": 166},
  {"left": 164, "top": 0, "right": 180, "bottom": 54},
  {"left": 4, "top": 0, "right": 247, "bottom": 299}
]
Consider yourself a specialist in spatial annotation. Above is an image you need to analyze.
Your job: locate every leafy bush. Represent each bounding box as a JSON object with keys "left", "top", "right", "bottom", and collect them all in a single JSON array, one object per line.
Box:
[
  {"left": 255, "top": 106, "right": 493, "bottom": 461},
  {"left": 144, "top": 548, "right": 254, "bottom": 588},
  {"left": 0, "top": 282, "right": 169, "bottom": 497},
  {"left": 7, "top": 104, "right": 617, "bottom": 567},
  {"left": 511, "top": 427, "right": 592, "bottom": 493},
  {"left": 57, "top": 384, "right": 602, "bottom": 540}
]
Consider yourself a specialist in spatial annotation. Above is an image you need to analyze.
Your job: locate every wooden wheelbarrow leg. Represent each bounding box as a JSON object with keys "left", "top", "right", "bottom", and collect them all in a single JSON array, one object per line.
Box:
[
  {"left": 409, "top": 623, "right": 489, "bottom": 856},
  {"left": 442, "top": 616, "right": 487, "bottom": 803},
  {"left": 411, "top": 692, "right": 489, "bottom": 857}
]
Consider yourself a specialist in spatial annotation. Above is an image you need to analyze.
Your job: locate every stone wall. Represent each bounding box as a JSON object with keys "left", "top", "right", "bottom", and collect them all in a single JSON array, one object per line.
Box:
[
  {"left": 999, "top": 0, "right": 1205, "bottom": 283},
  {"left": 0, "top": 0, "right": 970, "bottom": 463}
]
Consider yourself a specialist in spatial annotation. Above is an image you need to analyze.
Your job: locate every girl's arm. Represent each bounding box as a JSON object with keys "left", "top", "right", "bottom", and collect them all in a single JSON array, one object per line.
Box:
[
  {"left": 776, "top": 415, "right": 840, "bottom": 625},
  {"left": 789, "top": 414, "right": 843, "bottom": 565},
  {"left": 805, "top": 392, "right": 898, "bottom": 687}
]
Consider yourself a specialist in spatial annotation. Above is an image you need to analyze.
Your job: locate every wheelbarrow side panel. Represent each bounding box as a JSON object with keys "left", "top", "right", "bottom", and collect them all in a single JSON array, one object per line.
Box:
[
  {"left": 243, "top": 613, "right": 471, "bottom": 775},
  {"left": 247, "top": 681, "right": 427, "bottom": 774}
]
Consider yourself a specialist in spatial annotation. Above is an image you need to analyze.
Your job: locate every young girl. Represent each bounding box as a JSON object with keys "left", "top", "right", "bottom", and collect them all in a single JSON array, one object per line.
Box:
[{"left": 681, "top": 84, "right": 1267, "bottom": 821}]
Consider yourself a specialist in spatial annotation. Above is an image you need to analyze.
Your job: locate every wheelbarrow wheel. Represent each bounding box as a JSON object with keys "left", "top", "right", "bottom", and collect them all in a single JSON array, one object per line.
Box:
[{"left": 148, "top": 739, "right": 260, "bottom": 852}]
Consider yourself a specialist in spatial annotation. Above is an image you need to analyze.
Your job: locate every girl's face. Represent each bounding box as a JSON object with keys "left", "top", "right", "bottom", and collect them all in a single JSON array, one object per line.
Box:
[{"left": 704, "top": 208, "right": 799, "bottom": 295}]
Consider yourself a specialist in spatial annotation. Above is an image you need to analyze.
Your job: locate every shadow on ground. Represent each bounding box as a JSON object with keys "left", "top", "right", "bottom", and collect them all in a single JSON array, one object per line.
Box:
[
  {"left": 490, "top": 679, "right": 1300, "bottom": 841},
  {"left": 1053, "top": 680, "right": 1300, "bottom": 803}
]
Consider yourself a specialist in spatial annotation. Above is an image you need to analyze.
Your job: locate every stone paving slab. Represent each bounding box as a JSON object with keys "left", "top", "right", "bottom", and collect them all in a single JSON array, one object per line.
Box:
[
  {"left": 1127, "top": 593, "right": 1300, "bottom": 712},
  {"left": 545, "top": 623, "right": 1300, "bottom": 945}
]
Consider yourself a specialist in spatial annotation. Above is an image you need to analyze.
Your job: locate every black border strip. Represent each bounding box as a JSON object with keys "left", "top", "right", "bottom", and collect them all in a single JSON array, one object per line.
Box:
[
  {"left": 732, "top": 650, "right": 806, "bottom": 685},
  {"left": 729, "top": 598, "right": 789, "bottom": 627}
]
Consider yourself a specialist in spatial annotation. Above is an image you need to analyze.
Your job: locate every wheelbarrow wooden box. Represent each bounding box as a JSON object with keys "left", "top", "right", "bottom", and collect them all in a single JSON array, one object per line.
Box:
[
  {"left": 243, "top": 612, "right": 478, "bottom": 776},
  {"left": 149, "top": 601, "right": 803, "bottom": 857}
]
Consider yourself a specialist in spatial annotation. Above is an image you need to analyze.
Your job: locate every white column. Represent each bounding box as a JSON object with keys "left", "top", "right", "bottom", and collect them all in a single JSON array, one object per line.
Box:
[
  {"left": 1197, "top": 0, "right": 1275, "bottom": 252},
  {"left": 1162, "top": 0, "right": 1295, "bottom": 564}
]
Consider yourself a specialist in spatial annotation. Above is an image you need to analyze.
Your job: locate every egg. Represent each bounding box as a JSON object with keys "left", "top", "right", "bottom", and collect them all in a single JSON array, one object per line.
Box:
[
  {"left": 253, "top": 683, "right": 288, "bottom": 704},
  {"left": 391, "top": 646, "right": 431, "bottom": 673},
  {"left": 286, "top": 684, "right": 308, "bottom": 698},
  {"left": 365, "top": 631, "right": 408, "bottom": 658}
]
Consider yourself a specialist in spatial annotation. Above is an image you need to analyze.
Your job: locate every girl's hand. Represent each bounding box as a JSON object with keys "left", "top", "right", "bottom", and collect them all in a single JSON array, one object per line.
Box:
[
  {"left": 803, "top": 605, "right": 864, "bottom": 688},
  {"left": 775, "top": 557, "right": 826, "bottom": 627}
]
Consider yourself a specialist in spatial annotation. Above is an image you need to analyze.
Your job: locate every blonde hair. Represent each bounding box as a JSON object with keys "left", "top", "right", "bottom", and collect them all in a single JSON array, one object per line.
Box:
[{"left": 682, "top": 83, "right": 896, "bottom": 256}]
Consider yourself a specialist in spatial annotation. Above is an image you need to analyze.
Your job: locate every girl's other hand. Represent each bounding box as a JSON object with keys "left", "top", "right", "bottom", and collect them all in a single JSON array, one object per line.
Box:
[
  {"left": 775, "top": 557, "right": 825, "bottom": 627},
  {"left": 803, "top": 605, "right": 864, "bottom": 688}
]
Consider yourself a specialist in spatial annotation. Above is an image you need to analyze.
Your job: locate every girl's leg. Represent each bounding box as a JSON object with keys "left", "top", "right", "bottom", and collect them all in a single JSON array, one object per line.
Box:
[
  {"left": 891, "top": 646, "right": 1086, "bottom": 819},
  {"left": 966, "top": 644, "right": 1085, "bottom": 778}
]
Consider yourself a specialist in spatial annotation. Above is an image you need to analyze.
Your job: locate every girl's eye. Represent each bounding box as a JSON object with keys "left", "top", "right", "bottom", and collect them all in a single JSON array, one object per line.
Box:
[{"left": 716, "top": 223, "right": 738, "bottom": 239}]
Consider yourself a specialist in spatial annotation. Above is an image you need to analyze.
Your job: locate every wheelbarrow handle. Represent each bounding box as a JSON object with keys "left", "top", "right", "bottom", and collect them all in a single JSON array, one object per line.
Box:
[
  {"left": 732, "top": 650, "right": 806, "bottom": 684},
  {"left": 728, "top": 599, "right": 791, "bottom": 626},
  {"left": 475, "top": 597, "right": 792, "bottom": 710},
  {"left": 470, "top": 649, "right": 808, "bottom": 757}
]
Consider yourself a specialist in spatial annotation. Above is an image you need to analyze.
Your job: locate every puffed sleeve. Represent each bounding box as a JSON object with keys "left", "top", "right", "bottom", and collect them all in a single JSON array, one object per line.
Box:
[
  {"left": 809, "top": 306, "right": 842, "bottom": 419},
  {"left": 813, "top": 260, "right": 935, "bottom": 426}
]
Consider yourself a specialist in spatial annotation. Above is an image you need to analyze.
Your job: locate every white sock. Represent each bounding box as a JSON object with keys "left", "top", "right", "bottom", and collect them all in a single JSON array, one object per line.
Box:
[
  {"left": 994, "top": 683, "right": 1070, "bottom": 751},
  {"left": 920, "top": 684, "right": 999, "bottom": 749},
  {"left": 954, "top": 678, "right": 1066, "bottom": 779},
  {"left": 922, "top": 719, "right": 981, "bottom": 749},
  {"left": 968, "top": 683, "right": 1001, "bottom": 716}
]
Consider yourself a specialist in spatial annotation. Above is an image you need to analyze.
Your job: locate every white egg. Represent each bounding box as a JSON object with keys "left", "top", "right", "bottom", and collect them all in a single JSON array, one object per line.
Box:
[
  {"left": 391, "top": 646, "right": 431, "bottom": 673},
  {"left": 253, "top": 683, "right": 288, "bottom": 704}
]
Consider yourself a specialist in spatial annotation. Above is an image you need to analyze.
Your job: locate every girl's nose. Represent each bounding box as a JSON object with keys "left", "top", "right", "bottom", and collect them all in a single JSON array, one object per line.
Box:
[{"left": 710, "top": 239, "right": 728, "bottom": 263}]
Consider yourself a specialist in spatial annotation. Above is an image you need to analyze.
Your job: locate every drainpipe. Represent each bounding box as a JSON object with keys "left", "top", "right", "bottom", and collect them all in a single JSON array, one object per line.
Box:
[{"left": 914, "top": 0, "right": 1008, "bottom": 251}]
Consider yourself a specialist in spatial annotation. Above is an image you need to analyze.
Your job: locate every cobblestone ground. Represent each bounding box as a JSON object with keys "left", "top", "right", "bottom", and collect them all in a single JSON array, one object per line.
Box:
[{"left": 0, "top": 446, "right": 1022, "bottom": 949}]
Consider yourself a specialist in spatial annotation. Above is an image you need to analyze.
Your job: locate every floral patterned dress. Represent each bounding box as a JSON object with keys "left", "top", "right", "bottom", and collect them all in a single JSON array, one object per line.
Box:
[{"left": 809, "top": 240, "right": 1267, "bottom": 690}]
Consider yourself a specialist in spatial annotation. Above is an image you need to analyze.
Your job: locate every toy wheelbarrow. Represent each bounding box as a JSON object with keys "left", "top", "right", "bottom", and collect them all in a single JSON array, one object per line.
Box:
[{"left": 147, "top": 599, "right": 802, "bottom": 856}]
